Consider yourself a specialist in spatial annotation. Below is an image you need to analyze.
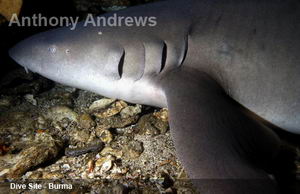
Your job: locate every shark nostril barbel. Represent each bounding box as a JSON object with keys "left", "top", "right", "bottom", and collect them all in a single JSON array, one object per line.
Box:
[{"left": 24, "top": 67, "right": 29, "bottom": 74}]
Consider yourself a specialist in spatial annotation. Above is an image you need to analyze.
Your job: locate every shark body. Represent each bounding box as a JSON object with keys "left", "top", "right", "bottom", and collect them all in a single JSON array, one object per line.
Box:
[{"left": 9, "top": 0, "right": 300, "bottom": 193}]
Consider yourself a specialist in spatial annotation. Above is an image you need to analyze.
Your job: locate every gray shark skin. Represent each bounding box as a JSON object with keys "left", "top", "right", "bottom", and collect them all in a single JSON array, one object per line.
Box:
[{"left": 9, "top": 0, "right": 300, "bottom": 193}]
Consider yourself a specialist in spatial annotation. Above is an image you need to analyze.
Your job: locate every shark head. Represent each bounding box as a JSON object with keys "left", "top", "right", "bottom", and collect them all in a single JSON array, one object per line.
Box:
[
  {"left": 9, "top": 24, "right": 166, "bottom": 107},
  {"left": 9, "top": 26, "right": 129, "bottom": 98},
  {"left": 8, "top": 0, "right": 192, "bottom": 108}
]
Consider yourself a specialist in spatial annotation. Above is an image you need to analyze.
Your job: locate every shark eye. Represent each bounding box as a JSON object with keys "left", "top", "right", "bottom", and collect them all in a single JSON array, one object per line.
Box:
[
  {"left": 48, "top": 45, "right": 57, "bottom": 53},
  {"left": 65, "top": 49, "right": 70, "bottom": 54}
]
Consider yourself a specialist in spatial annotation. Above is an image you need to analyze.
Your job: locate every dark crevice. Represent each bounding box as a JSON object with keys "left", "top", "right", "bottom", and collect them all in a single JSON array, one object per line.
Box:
[
  {"left": 180, "top": 35, "right": 189, "bottom": 66},
  {"left": 160, "top": 42, "right": 167, "bottom": 73},
  {"left": 118, "top": 51, "right": 125, "bottom": 78}
]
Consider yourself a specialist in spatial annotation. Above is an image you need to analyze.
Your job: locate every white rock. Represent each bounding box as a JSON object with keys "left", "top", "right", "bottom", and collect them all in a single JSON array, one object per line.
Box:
[
  {"left": 44, "top": 106, "right": 78, "bottom": 122},
  {"left": 24, "top": 94, "right": 37, "bottom": 106},
  {"left": 120, "top": 105, "right": 142, "bottom": 118},
  {"left": 89, "top": 98, "right": 116, "bottom": 111},
  {"left": 100, "top": 160, "right": 113, "bottom": 173}
]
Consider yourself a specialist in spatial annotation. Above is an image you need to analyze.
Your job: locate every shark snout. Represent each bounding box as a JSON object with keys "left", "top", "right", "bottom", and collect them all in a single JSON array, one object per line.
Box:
[
  {"left": 9, "top": 35, "right": 45, "bottom": 73},
  {"left": 9, "top": 43, "right": 24, "bottom": 66},
  {"left": 9, "top": 42, "right": 33, "bottom": 74}
]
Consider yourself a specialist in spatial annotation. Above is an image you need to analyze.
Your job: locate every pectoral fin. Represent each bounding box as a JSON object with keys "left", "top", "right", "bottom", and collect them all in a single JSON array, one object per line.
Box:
[{"left": 161, "top": 67, "right": 281, "bottom": 194}]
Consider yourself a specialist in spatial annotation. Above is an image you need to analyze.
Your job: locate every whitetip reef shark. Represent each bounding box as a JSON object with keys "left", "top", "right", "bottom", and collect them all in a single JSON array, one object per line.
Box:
[{"left": 8, "top": 0, "right": 300, "bottom": 193}]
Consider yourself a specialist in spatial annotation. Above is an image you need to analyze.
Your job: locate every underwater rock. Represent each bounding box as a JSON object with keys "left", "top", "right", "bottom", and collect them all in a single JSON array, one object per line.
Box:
[
  {"left": 93, "top": 100, "right": 127, "bottom": 118},
  {"left": 24, "top": 94, "right": 37, "bottom": 106},
  {"left": 94, "top": 123, "right": 111, "bottom": 134},
  {"left": 97, "top": 129, "right": 113, "bottom": 144},
  {"left": 100, "top": 146, "right": 123, "bottom": 159},
  {"left": 100, "top": 159, "right": 113, "bottom": 173},
  {"left": 44, "top": 106, "right": 78, "bottom": 123},
  {"left": 25, "top": 170, "right": 65, "bottom": 180},
  {"left": 123, "top": 140, "right": 144, "bottom": 159},
  {"left": 78, "top": 113, "right": 96, "bottom": 129},
  {"left": 153, "top": 108, "right": 169, "bottom": 122},
  {"left": 95, "top": 154, "right": 115, "bottom": 173},
  {"left": 89, "top": 183, "right": 129, "bottom": 194},
  {"left": 0, "top": 95, "right": 14, "bottom": 107},
  {"left": 0, "top": 111, "right": 36, "bottom": 136},
  {"left": 0, "top": 71, "right": 53, "bottom": 95},
  {"left": 69, "top": 128, "right": 90, "bottom": 143},
  {"left": 35, "top": 116, "right": 47, "bottom": 130},
  {"left": 89, "top": 98, "right": 116, "bottom": 111},
  {"left": 136, "top": 114, "right": 160, "bottom": 136},
  {"left": 135, "top": 111, "right": 169, "bottom": 136},
  {"left": 156, "top": 171, "right": 174, "bottom": 189},
  {"left": 110, "top": 164, "right": 128, "bottom": 178},
  {"left": 41, "top": 171, "right": 65, "bottom": 179},
  {"left": 1, "top": 133, "right": 63, "bottom": 179},
  {"left": 120, "top": 104, "right": 142, "bottom": 118},
  {"left": 24, "top": 171, "right": 43, "bottom": 179},
  {"left": 111, "top": 184, "right": 127, "bottom": 193},
  {"left": 97, "top": 114, "right": 139, "bottom": 129},
  {"left": 0, "top": 95, "right": 21, "bottom": 112},
  {"left": 94, "top": 101, "right": 141, "bottom": 128}
]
